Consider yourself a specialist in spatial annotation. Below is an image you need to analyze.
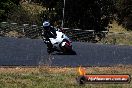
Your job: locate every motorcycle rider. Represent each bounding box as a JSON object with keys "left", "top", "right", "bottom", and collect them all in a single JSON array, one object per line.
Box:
[{"left": 42, "top": 21, "right": 57, "bottom": 54}]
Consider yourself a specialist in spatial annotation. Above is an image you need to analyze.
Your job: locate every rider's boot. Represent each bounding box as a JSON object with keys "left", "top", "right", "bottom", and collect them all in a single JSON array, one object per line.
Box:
[{"left": 47, "top": 43, "right": 54, "bottom": 54}]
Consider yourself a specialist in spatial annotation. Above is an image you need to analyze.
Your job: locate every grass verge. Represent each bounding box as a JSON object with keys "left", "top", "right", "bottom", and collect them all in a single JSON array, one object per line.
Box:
[{"left": 0, "top": 66, "right": 132, "bottom": 88}]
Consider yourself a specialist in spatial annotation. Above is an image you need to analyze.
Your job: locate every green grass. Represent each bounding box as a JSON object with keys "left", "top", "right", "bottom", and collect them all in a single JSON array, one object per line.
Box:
[{"left": 0, "top": 66, "right": 131, "bottom": 88}]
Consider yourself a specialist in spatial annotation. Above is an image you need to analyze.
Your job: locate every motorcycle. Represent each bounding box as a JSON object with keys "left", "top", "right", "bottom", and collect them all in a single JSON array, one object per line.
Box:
[{"left": 42, "top": 27, "right": 75, "bottom": 54}]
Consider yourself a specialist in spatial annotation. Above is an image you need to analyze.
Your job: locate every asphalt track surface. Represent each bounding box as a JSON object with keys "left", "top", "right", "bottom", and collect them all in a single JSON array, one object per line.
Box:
[{"left": 0, "top": 37, "right": 132, "bottom": 67}]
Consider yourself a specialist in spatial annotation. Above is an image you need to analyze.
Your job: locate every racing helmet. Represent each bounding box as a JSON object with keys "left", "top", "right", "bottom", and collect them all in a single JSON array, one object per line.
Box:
[{"left": 43, "top": 21, "right": 50, "bottom": 30}]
